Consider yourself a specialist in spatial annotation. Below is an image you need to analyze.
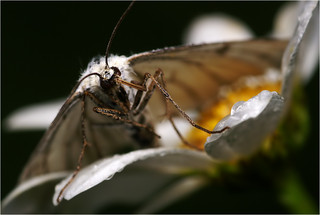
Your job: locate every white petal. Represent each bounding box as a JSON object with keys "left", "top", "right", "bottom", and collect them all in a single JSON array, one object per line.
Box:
[
  {"left": 296, "top": 2, "right": 319, "bottom": 83},
  {"left": 183, "top": 14, "right": 254, "bottom": 45},
  {"left": 272, "top": 0, "right": 319, "bottom": 84},
  {"left": 272, "top": 2, "right": 300, "bottom": 39},
  {"left": 155, "top": 113, "right": 196, "bottom": 147},
  {"left": 205, "top": 91, "right": 284, "bottom": 160},
  {"left": 53, "top": 147, "right": 212, "bottom": 205},
  {"left": 1, "top": 172, "right": 68, "bottom": 213},
  {"left": 281, "top": 1, "right": 319, "bottom": 100},
  {"left": 2, "top": 169, "right": 206, "bottom": 213},
  {"left": 4, "top": 99, "right": 64, "bottom": 131},
  {"left": 272, "top": 2, "right": 319, "bottom": 83},
  {"left": 137, "top": 176, "right": 208, "bottom": 213}
]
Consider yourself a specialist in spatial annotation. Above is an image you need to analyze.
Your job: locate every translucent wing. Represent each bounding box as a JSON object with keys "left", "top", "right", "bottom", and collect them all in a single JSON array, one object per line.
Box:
[
  {"left": 19, "top": 90, "right": 151, "bottom": 182},
  {"left": 128, "top": 39, "right": 288, "bottom": 117}
]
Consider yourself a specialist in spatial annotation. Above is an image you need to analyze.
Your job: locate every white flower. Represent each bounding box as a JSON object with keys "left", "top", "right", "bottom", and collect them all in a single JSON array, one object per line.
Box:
[{"left": 2, "top": 1, "right": 318, "bottom": 213}]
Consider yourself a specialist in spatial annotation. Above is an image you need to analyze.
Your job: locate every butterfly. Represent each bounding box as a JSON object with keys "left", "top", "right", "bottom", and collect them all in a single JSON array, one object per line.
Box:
[{"left": 15, "top": 1, "right": 288, "bottom": 204}]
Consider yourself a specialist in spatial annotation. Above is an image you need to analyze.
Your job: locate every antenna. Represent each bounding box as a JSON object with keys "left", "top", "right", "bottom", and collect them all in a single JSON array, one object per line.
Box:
[{"left": 105, "top": 1, "right": 135, "bottom": 69}]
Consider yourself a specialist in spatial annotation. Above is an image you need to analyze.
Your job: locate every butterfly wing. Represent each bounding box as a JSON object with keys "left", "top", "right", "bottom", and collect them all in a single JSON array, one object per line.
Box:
[
  {"left": 18, "top": 92, "right": 83, "bottom": 182},
  {"left": 128, "top": 39, "right": 288, "bottom": 117},
  {"left": 19, "top": 89, "right": 150, "bottom": 183}
]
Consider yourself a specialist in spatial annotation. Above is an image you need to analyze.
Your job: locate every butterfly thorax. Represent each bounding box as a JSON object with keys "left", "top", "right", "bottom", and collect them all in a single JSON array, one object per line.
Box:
[
  {"left": 77, "top": 56, "right": 139, "bottom": 110},
  {"left": 78, "top": 55, "right": 156, "bottom": 147}
]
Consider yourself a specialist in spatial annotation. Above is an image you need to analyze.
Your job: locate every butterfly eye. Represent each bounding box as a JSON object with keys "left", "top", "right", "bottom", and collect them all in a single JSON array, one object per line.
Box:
[
  {"left": 110, "top": 66, "right": 121, "bottom": 77},
  {"left": 103, "top": 69, "right": 114, "bottom": 80},
  {"left": 103, "top": 67, "right": 121, "bottom": 80}
]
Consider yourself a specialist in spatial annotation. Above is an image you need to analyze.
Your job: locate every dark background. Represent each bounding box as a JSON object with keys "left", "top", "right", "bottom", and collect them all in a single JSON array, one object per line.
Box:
[{"left": 1, "top": 1, "right": 318, "bottom": 213}]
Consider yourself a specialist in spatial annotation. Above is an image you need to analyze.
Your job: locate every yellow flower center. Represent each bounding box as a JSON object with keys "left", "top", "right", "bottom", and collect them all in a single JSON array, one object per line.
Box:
[{"left": 185, "top": 81, "right": 282, "bottom": 150}]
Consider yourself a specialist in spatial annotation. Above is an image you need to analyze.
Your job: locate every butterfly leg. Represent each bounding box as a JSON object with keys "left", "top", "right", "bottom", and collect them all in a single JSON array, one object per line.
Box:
[
  {"left": 56, "top": 89, "right": 134, "bottom": 203},
  {"left": 127, "top": 69, "right": 218, "bottom": 150},
  {"left": 132, "top": 73, "right": 157, "bottom": 115},
  {"left": 146, "top": 68, "right": 230, "bottom": 135},
  {"left": 56, "top": 93, "right": 89, "bottom": 204},
  {"left": 148, "top": 69, "right": 203, "bottom": 150},
  {"left": 131, "top": 75, "right": 150, "bottom": 112},
  {"left": 93, "top": 106, "right": 160, "bottom": 138},
  {"left": 81, "top": 90, "right": 159, "bottom": 138}
]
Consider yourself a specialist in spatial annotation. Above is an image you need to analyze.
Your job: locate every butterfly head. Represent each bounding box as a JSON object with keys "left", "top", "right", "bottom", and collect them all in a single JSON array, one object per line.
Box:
[
  {"left": 100, "top": 66, "right": 121, "bottom": 90},
  {"left": 103, "top": 66, "right": 121, "bottom": 80}
]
